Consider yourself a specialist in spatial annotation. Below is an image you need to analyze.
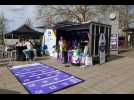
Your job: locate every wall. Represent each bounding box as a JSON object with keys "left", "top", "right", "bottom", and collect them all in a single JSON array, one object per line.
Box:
[{"left": 4, "top": 39, "right": 18, "bottom": 45}]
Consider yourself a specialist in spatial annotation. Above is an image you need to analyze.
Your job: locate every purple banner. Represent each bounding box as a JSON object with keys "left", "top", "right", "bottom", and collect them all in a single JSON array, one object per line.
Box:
[{"left": 10, "top": 63, "right": 84, "bottom": 94}]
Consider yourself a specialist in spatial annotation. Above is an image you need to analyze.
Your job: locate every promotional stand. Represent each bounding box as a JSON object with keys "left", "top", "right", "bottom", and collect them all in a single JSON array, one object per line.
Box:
[
  {"left": 99, "top": 33, "right": 106, "bottom": 64},
  {"left": 42, "top": 29, "right": 57, "bottom": 57},
  {"left": 54, "top": 21, "right": 111, "bottom": 65},
  {"left": 110, "top": 33, "right": 119, "bottom": 55}
]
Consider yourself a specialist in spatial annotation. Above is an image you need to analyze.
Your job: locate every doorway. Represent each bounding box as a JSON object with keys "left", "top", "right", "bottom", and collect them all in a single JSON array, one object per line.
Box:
[{"left": 130, "top": 33, "right": 134, "bottom": 48}]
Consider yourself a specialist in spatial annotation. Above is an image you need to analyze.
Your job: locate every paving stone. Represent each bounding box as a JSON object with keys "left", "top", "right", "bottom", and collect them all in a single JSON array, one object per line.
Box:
[
  {"left": 1, "top": 50, "right": 134, "bottom": 94},
  {"left": 106, "top": 84, "right": 134, "bottom": 94},
  {"left": 54, "top": 86, "right": 85, "bottom": 94}
]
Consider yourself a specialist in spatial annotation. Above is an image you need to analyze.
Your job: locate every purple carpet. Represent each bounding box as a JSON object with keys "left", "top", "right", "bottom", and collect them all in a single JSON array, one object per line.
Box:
[{"left": 9, "top": 63, "right": 84, "bottom": 94}]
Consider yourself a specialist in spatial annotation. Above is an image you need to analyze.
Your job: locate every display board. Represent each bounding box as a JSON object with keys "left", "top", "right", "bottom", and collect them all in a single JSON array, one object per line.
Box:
[
  {"left": 99, "top": 33, "right": 106, "bottom": 64},
  {"left": 110, "top": 33, "right": 118, "bottom": 54},
  {"left": 42, "top": 29, "right": 57, "bottom": 57}
]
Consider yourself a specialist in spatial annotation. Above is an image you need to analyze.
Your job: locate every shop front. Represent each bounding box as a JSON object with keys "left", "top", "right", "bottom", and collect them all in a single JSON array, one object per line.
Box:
[
  {"left": 123, "top": 28, "right": 134, "bottom": 49},
  {"left": 130, "top": 33, "right": 134, "bottom": 48},
  {"left": 54, "top": 21, "right": 111, "bottom": 66}
]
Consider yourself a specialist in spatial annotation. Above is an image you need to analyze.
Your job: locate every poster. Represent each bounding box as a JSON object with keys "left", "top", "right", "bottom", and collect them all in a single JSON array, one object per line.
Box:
[
  {"left": 99, "top": 33, "right": 106, "bottom": 64},
  {"left": 111, "top": 33, "right": 118, "bottom": 50},
  {"left": 110, "top": 33, "right": 118, "bottom": 55},
  {"left": 42, "top": 29, "right": 57, "bottom": 57}
]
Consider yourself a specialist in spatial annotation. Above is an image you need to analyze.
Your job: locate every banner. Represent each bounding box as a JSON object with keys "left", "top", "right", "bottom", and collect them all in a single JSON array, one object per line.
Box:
[
  {"left": 42, "top": 29, "right": 57, "bottom": 57},
  {"left": 99, "top": 33, "right": 106, "bottom": 64},
  {"left": 111, "top": 33, "right": 118, "bottom": 50}
]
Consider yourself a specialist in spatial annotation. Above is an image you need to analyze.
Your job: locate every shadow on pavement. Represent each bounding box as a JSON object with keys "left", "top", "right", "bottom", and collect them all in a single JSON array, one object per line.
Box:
[
  {"left": 35, "top": 56, "right": 50, "bottom": 61},
  {"left": 0, "top": 89, "right": 21, "bottom": 94},
  {"left": 109, "top": 55, "right": 125, "bottom": 62},
  {"left": 119, "top": 49, "right": 131, "bottom": 54}
]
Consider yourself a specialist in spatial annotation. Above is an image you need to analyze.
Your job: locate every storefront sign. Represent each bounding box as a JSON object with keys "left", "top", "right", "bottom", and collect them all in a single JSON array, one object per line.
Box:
[{"left": 99, "top": 33, "right": 106, "bottom": 64}]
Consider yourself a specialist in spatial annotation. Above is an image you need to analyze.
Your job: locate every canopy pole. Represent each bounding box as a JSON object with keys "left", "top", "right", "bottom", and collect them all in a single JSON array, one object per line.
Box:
[
  {"left": 93, "top": 24, "right": 96, "bottom": 56},
  {"left": 12, "top": 34, "right": 13, "bottom": 39},
  {"left": 89, "top": 23, "right": 92, "bottom": 56}
]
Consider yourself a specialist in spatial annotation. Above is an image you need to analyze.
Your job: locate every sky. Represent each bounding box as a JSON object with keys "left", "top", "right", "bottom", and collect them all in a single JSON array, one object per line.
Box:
[
  {"left": 128, "top": 5, "right": 134, "bottom": 28},
  {"left": 0, "top": 5, "right": 38, "bottom": 32},
  {"left": 0, "top": 5, "right": 134, "bottom": 32}
]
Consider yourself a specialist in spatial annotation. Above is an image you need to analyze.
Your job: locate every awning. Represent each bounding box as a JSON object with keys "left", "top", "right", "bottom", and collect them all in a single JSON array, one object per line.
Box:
[{"left": 122, "top": 28, "right": 134, "bottom": 32}]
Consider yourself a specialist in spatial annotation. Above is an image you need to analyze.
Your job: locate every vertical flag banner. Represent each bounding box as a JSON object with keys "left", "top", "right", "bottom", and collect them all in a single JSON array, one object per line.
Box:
[
  {"left": 99, "top": 33, "right": 106, "bottom": 64},
  {"left": 111, "top": 33, "right": 118, "bottom": 55},
  {"left": 42, "top": 29, "right": 57, "bottom": 57}
]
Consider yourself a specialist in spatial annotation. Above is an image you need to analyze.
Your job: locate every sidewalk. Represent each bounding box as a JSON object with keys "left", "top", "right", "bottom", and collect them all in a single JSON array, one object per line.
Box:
[{"left": 0, "top": 50, "right": 134, "bottom": 94}]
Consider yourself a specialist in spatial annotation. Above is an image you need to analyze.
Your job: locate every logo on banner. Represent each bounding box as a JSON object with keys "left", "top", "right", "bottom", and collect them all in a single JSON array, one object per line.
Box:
[{"left": 42, "top": 29, "right": 57, "bottom": 57}]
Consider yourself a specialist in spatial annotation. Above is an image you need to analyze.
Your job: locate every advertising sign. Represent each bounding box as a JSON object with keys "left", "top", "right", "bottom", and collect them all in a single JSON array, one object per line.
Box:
[
  {"left": 111, "top": 34, "right": 118, "bottom": 50},
  {"left": 99, "top": 33, "right": 106, "bottom": 64},
  {"left": 111, "top": 33, "right": 118, "bottom": 54},
  {"left": 42, "top": 29, "right": 57, "bottom": 57}
]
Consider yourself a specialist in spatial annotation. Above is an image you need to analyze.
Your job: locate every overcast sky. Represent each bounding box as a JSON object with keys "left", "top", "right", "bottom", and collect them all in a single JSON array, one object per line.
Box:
[
  {"left": 0, "top": 5, "right": 134, "bottom": 32},
  {"left": 0, "top": 5, "right": 38, "bottom": 32}
]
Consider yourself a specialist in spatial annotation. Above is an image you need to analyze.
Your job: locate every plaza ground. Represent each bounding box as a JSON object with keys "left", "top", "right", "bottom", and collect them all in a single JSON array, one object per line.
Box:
[{"left": 1, "top": 49, "right": 134, "bottom": 94}]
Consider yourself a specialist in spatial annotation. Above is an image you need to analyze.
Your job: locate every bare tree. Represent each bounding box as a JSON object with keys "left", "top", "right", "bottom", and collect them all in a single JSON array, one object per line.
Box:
[
  {"left": 37, "top": 5, "right": 131, "bottom": 29},
  {"left": 37, "top": 5, "right": 99, "bottom": 24},
  {"left": 118, "top": 5, "right": 129, "bottom": 28},
  {"left": 0, "top": 13, "right": 6, "bottom": 45},
  {"left": 97, "top": 5, "right": 129, "bottom": 28},
  {"left": 24, "top": 18, "right": 33, "bottom": 27}
]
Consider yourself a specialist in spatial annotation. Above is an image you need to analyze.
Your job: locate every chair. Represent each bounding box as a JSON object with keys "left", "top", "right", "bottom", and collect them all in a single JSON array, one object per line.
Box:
[
  {"left": 4, "top": 45, "right": 16, "bottom": 64},
  {"left": 0, "top": 45, "right": 6, "bottom": 59},
  {"left": 10, "top": 50, "right": 17, "bottom": 60},
  {"left": 6, "top": 49, "right": 17, "bottom": 64},
  {"left": 0, "top": 49, "right": 4, "bottom": 59},
  {"left": 0, "top": 45, "right": 17, "bottom": 66}
]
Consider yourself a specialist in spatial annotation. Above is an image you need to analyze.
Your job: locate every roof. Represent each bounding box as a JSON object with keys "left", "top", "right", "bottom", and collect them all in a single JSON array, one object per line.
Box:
[
  {"left": 34, "top": 25, "right": 51, "bottom": 29},
  {"left": 53, "top": 20, "right": 80, "bottom": 29},
  {"left": 7, "top": 24, "right": 43, "bottom": 35},
  {"left": 54, "top": 21, "right": 111, "bottom": 31}
]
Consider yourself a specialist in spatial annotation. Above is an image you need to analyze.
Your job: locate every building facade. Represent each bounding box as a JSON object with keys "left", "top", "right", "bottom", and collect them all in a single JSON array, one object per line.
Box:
[{"left": 95, "top": 6, "right": 130, "bottom": 51}]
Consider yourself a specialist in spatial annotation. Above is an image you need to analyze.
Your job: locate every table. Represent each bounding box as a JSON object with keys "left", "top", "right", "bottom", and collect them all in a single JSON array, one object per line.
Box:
[{"left": 15, "top": 46, "right": 27, "bottom": 61}]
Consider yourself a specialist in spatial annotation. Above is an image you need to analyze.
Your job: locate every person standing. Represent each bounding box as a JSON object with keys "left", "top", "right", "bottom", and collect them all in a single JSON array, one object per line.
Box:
[
  {"left": 58, "top": 36, "right": 67, "bottom": 64},
  {"left": 58, "top": 36, "right": 64, "bottom": 63}
]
